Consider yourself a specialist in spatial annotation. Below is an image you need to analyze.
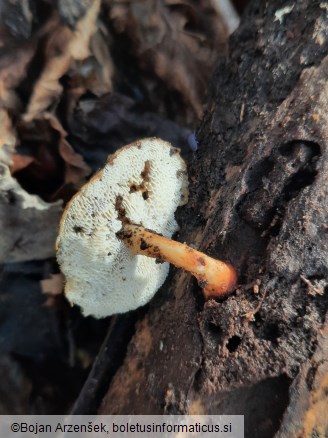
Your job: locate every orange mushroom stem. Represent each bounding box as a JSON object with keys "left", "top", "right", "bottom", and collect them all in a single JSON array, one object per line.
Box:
[{"left": 118, "top": 223, "right": 237, "bottom": 299}]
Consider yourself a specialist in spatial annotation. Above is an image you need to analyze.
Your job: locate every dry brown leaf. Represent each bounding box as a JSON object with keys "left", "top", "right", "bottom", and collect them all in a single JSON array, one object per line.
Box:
[
  {"left": 0, "top": 108, "right": 15, "bottom": 164},
  {"left": 89, "top": 27, "right": 114, "bottom": 96},
  {"left": 0, "top": 164, "right": 63, "bottom": 263},
  {"left": 0, "top": 38, "right": 35, "bottom": 110},
  {"left": 23, "top": 0, "right": 102, "bottom": 122},
  {"left": 0, "top": 109, "right": 63, "bottom": 263},
  {"left": 12, "top": 113, "right": 91, "bottom": 200},
  {"left": 0, "top": 15, "right": 60, "bottom": 112},
  {"left": 64, "top": 23, "right": 114, "bottom": 116},
  {"left": 108, "top": 0, "right": 228, "bottom": 119},
  {"left": 10, "top": 154, "right": 34, "bottom": 174},
  {"left": 45, "top": 113, "right": 91, "bottom": 185},
  {"left": 40, "top": 273, "right": 65, "bottom": 296}
]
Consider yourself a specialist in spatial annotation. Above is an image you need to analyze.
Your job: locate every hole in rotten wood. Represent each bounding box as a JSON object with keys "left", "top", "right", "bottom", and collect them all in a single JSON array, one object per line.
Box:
[{"left": 226, "top": 335, "right": 241, "bottom": 353}]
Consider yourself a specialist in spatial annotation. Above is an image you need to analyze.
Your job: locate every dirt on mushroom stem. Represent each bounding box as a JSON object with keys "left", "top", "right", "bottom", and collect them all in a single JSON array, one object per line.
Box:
[{"left": 117, "top": 223, "right": 237, "bottom": 299}]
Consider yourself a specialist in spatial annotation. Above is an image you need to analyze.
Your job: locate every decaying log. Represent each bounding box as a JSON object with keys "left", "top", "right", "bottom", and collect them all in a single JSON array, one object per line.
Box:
[
  {"left": 98, "top": 1, "right": 328, "bottom": 436},
  {"left": 276, "top": 318, "right": 328, "bottom": 437}
]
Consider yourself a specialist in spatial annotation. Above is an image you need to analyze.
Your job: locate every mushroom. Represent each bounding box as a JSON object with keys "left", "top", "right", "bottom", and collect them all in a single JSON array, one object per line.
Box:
[{"left": 56, "top": 138, "right": 237, "bottom": 318}]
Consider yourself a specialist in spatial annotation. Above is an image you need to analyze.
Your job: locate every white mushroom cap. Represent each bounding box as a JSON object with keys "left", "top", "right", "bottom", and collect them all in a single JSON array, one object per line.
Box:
[{"left": 56, "top": 138, "right": 188, "bottom": 318}]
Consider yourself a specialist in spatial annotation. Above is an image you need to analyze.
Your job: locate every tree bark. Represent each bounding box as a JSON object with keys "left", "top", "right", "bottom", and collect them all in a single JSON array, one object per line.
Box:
[{"left": 98, "top": 1, "right": 328, "bottom": 436}]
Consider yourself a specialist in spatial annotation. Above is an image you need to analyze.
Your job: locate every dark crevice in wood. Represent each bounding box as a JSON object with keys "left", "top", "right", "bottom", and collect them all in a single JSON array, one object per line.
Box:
[{"left": 71, "top": 312, "right": 141, "bottom": 415}]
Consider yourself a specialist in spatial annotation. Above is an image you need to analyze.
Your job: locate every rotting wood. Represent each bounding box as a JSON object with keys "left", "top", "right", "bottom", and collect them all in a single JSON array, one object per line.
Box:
[{"left": 99, "top": 1, "right": 328, "bottom": 436}]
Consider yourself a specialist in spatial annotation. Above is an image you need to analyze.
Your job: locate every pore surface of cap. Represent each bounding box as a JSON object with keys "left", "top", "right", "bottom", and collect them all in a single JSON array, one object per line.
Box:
[{"left": 56, "top": 138, "right": 188, "bottom": 317}]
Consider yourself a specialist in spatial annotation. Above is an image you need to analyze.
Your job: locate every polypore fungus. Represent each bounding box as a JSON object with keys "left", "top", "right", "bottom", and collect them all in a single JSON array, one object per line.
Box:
[{"left": 56, "top": 138, "right": 237, "bottom": 318}]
